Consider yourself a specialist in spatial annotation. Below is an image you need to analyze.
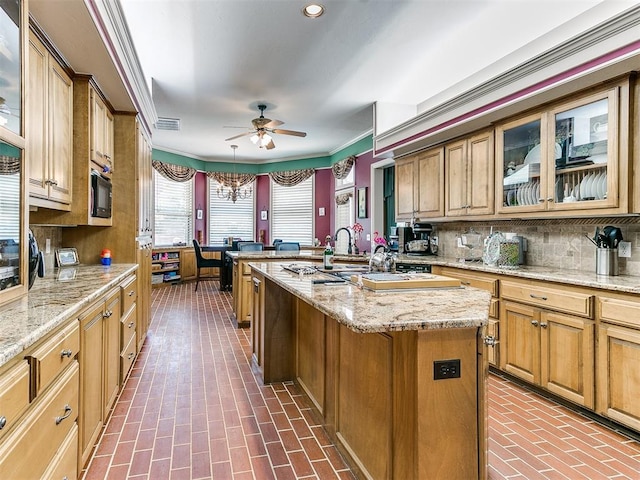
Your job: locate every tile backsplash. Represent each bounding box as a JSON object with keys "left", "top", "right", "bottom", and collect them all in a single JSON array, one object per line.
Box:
[{"left": 433, "top": 217, "right": 640, "bottom": 276}]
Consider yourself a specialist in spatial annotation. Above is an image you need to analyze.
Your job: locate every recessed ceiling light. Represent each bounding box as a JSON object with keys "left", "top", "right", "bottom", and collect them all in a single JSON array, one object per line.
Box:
[{"left": 303, "top": 4, "right": 324, "bottom": 18}]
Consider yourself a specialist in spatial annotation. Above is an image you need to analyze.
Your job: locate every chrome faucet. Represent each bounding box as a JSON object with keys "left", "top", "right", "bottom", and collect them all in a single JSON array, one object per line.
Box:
[{"left": 334, "top": 227, "right": 353, "bottom": 254}]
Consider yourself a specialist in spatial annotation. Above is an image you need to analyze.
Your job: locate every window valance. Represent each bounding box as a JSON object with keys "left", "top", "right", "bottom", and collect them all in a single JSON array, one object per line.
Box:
[
  {"left": 152, "top": 160, "right": 196, "bottom": 182},
  {"left": 0, "top": 155, "right": 20, "bottom": 175},
  {"left": 269, "top": 168, "right": 314, "bottom": 187},
  {"left": 335, "top": 191, "right": 353, "bottom": 205},
  {"left": 331, "top": 155, "right": 355, "bottom": 180},
  {"left": 206, "top": 171, "right": 256, "bottom": 188}
]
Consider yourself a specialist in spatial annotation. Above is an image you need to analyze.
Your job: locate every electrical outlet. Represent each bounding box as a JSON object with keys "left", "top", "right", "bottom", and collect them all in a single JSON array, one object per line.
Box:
[
  {"left": 618, "top": 241, "right": 632, "bottom": 258},
  {"left": 433, "top": 359, "right": 460, "bottom": 380},
  {"left": 366, "top": 234, "right": 370, "bottom": 241}
]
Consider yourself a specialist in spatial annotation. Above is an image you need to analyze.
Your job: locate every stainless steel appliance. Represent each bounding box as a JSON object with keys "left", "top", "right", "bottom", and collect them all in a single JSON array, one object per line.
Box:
[
  {"left": 91, "top": 170, "right": 112, "bottom": 218},
  {"left": 395, "top": 226, "right": 414, "bottom": 254},
  {"left": 409, "top": 222, "right": 438, "bottom": 256}
]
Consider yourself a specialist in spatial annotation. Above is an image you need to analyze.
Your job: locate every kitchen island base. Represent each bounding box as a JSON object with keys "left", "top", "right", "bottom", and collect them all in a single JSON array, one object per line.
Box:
[{"left": 251, "top": 272, "right": 488, "bottom": 480}]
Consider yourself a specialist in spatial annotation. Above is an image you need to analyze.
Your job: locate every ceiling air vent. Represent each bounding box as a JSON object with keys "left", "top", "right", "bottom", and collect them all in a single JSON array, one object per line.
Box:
[{"left": 155, "top": 117, "right": 181, "bottom": 131}]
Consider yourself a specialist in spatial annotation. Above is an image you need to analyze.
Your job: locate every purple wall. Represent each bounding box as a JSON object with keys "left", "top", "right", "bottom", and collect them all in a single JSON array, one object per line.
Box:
[{"left": 191, "top": 151, "right": 375, "bottom": 248}]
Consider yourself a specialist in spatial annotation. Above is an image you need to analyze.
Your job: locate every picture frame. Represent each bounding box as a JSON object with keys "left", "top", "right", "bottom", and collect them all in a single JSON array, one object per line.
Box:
[
  {"left": 196, "top": 209, "right": 203, "bottom": 220},
  {"left": 56, "top": 248, "right": 79, "bottom": 267},
  {"left": 261, "top": 210, "right": 268, "bottom": 221},
  {"left": 357, "top": 187, "right": 367, "bottom": 218}
]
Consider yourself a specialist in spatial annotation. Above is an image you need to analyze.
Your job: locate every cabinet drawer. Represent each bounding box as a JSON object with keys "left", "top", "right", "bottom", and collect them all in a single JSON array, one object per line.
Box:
[
  {"left": 41, "top": 422, "right": 78, "bottom": 480},
  {"left": 242, "top": 262, "right": 252, "bottom": 275},
  {"left": 598, "top": 296, "right": 640, "bottom": 328},
  {"left": 121, "top": 333, "right": 137, "bottom": 384},
  {"left": 121, "top": 275, "right": 137, "bottom": 315},
  {"left": 27, "top": 321, "right": 79, "bottom": 399},
  {"left": 0, "top": 362, "right": 79, "bottom": 480},
  {"left": 121, "top": 304, "right": 137, "bottom": 349},
  {"left": 438, "top": 268, "right": 498, "bottom": 296},
  {"left": 501, "top": 281, "right": 593, "bottom": 318},
  {"left": 0, "top": 361, "right": 30, "bottom": 438}
]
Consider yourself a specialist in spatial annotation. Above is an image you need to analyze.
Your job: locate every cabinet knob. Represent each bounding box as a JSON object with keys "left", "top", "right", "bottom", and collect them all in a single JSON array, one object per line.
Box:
[
  {"left": 128, "top": 322, "right": 135, "bottom": 329},
  {"left": 55, "top": 404, "right": 72, "bottom": 425},
  {"left": 531, "top": 320, "right": 539, "bottom": 326},
  {"left": 540, "top": 322, "right": 548, "bottom": 328},
  {"left": 484, "top": 335, "right": 498, "bottom": 347},
  {"left": 128, "top": 290, "right": 135, "bottom": 297},
  {"left": 0, "top": 416, "right": 6, "bottom": 430},
  {"left": 60, "top": 349, "right": 73, "bottom": 358},
  {"left": 546, "top": 197, "right": 554, "bottom": 202},
  {"left": 128, "top": 352, "right": 135, "bottom": 360},
  {"left": 103, "top": 310, "right": 112, "bottom": 318}
]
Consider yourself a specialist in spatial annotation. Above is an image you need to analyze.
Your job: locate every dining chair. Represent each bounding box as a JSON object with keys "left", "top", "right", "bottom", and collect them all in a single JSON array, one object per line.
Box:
[
  {"left": 275, "top": 242, "right": 300, "bottom": 252},
  {"left": 192, "top": 239, "right": 223, "bottom": 291},
  {"left": 237, "top": 242, "right": 264, "bottom": 252}
]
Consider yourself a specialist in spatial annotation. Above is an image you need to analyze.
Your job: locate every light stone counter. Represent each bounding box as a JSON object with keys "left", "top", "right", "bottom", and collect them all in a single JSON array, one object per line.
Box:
[
  {"left": 0, "top": 263, "right": 138, "bottom": 368},
  {"left": 226, "top": 250, "right": 369, "bottom": 263},
  {"left": 250, "top": 261, "right": 491, "bottom": 334}
]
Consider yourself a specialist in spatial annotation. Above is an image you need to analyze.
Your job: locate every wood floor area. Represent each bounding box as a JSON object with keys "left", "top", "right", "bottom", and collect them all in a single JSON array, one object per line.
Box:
[{"left": 82, "top": 281, "right": 640, "bottom": 479}]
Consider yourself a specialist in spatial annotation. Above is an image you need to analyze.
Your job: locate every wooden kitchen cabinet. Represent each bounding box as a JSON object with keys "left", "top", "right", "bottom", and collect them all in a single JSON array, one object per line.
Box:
[
  {"left": 78, "top": 285, "right": 121, "bottom": 467},
  {"left": 395, "top": 147, "right": 444, "bottom": 221},
  {"left": 496, "top": 79, "right": 630, "bottom": 217},
  {"left": 91, "top": 88, "right": 114, "bottom": 173},
  {"left": 445, "top": 129, "right": 494, "bottom": 217},
  {"left": 0, "top": 360, "right": 30, "bottom": 441},
  {"left": 27, "top": 29, "right": 73, "bottom": 209},
  {"left": 181, "top": 247, "right": 197, "bottom": 281},
  {"left": 596, "top": 293, "right": 640, "bottom": 431},
  {"left": 500, "top": 295, "right": 595, "bottom": 409}
]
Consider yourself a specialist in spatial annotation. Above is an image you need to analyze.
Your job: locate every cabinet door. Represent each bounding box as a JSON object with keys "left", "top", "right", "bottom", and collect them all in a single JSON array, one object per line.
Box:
[
  {"left": 597, "top": 323, "right": 640, "bottom": 431},
  {"left": 466, "top": 131, "right": 494, "bottom": 215},
  {"left": 79, "top": 302, "right": 104, "bottom": 466},
  {"left": 103, "top": 291, "right": 121, "bottom": 417},
  {"left": 181, "top": 249, "right": 196, "bottom": 281},
  {"left": 501, "top": 301, "right": 540, "bottom": 384},
  {"left": 104, "top": 109, "right": 114, "bottom": 170},
  {"left": 251, "top": 276, "right": 264, "bottom": 372},
  {"left": 540, "top": 311, "right": 594, "bottom": 408},
  {"left": 27, "top": 32, "right": 48, "bottom": 199},
  {"left": 91, "top": 90, "right": 106, "bottom": 164},
  {"left": 395, "top": 156, "right": 415, "bottom": 220},
  {"left": 445, "top": 139, "right": 467, "bottom": 216},
  {"left": 137, "top": 248, "right": 151, "bottom": 350},
  {"left": 415, "top": 147, "right": 444, "bottom": 217},
  {"left": 240, "top": 274, "right": 253, "bottom": 325},
  {"left": 47, "top": 61, "right": 73, "bottom": 205}
]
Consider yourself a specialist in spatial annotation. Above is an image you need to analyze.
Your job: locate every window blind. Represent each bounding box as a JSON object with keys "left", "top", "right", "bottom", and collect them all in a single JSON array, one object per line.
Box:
[
  {"left": 0, "top": 170, "right": 20, "bottom": 241},
  {"left": 208, "top": 179, "right": 255, "bottom": 244},
  {"left": 153, "top": 170, "right": 193, "bottom": 246},
  {"left": 271, "top": 176, "right": 313, "bottom": 245}
]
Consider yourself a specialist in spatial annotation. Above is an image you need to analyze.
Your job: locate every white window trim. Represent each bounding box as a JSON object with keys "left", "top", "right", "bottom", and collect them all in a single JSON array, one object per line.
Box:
[{"left": 270, "top": 175, "right": 315, "bottom": 245}]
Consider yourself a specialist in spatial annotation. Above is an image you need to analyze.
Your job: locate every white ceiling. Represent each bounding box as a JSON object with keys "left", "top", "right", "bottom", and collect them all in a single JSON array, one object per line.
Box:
[{"left": 30, "top": 0, "right": 635, "bottom": 164}]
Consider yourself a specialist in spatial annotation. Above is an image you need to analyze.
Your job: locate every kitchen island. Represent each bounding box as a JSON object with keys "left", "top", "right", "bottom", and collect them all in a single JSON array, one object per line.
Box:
[{"left": 249, "top": 261, "right": 491, "bottom": 480}]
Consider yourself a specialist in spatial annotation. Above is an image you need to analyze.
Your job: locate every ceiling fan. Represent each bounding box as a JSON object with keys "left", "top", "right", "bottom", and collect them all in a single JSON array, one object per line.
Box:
[{"left": 224, "top": 104, "right": 306, "bottom": 150}]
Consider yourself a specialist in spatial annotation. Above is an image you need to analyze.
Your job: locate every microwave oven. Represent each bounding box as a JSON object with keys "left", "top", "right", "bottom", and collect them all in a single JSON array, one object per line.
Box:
[{"left": 91, "top": 171, "right": 112, "bottom": 218}]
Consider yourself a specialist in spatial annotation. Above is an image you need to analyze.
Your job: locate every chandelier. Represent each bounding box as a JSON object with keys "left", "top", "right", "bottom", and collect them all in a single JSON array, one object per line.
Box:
[{"left": 216, "top": 145, "right": 253, "bottom": 203}]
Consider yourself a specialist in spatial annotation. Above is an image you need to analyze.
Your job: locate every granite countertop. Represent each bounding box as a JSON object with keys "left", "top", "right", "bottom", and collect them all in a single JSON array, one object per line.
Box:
[
  {"left": 250, "top": 261, "right": 491, "bottom": 334},
  {"left": 0, "top": 263, "right": 138, "bottom": 368},
  {"left": 226, "top": 250, "right": 368, "bottom": 263}
]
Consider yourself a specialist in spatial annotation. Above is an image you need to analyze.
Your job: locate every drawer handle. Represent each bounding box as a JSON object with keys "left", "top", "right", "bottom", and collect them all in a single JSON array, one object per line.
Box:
[
  {"left": 531, "top": 320, "right": 539, "bottom": 326},
  {"left": 0, "top": 416, "right": 6, "bottom": 430},
  {"left": 55, "top": 404, "right": 72, "bottom": 425},
  {"left": 128, "top": 322, "right": 135, "bottom": 329},
  {"left": 529, "top": 294, "right": 547, "bottom": 301},
  {"left": 128, "top": 290, "right": 135, "bottom": 297},
  {"left": 127, "top": 352, "right": 135, "bottom": 360},
  {"left": 60, "top": 349, "right": 73, "bottom": 358},
  {"left": 460, "top": 281, "right": 471, "bottom": 286}
]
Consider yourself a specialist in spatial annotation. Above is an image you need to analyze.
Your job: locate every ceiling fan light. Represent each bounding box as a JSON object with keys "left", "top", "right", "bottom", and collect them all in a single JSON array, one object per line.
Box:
[
  {"left": 261, "top": 133, "right": 272, "bottom": 146},
  {"left": 250, "top": 134, "right": 260, "bottom": 145},
  {"left": 303, "top": 4, "right": 324, "bottom": 18}
]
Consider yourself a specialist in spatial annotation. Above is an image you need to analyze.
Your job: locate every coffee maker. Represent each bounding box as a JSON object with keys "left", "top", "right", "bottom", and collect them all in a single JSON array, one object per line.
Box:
[
  {"left": 394, "top": 226, "right": 414, "bottom": 254},
  {"left": 408, "top": 222, "right": 438, "bottom": 256}
]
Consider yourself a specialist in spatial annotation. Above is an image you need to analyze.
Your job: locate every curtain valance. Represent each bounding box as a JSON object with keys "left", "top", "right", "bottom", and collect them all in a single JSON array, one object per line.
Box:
[
  {"left": 331, "top": 155, "right": 355, "bottom": 180},
  {"left": 269, "top": 168, "right": 314, "bottom": 187},
  {"left": 206, "top": 171, "right": 256, "bottom": 188},
  {"left": 0, "top": 155, "right": 20, "bottom": 175},
  {"left": 335, "top": 191, "right": 353, "bottom": 205},
  {"left": 152, "top": 160, "right": 196, "bottom": 182}
]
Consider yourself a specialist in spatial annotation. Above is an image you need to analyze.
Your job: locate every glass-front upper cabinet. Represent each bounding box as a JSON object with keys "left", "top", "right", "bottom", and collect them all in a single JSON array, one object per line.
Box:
[
  {"left": 497, "top": 81, "right": 626, "bottom": 215},
  {"left": 496, "top": 113, "right": 547, "bottom": 212},
  {"left": 0, "top": 0, "right": 22, "bottom": 136}
]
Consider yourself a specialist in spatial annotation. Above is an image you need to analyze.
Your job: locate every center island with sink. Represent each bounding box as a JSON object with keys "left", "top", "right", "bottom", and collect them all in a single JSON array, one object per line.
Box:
[{"left": 248, "top": 260, "right": 492, "bottom": 480}]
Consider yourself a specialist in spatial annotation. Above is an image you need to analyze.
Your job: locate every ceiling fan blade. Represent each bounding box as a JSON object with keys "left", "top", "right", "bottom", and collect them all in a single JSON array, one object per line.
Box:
[
  {"left": 223, "top": 125, "right": 250, "bottom": 129},
  {"left": 263, "top": 119, "right": 283, "bottom": 129},
  {"left": 272, "top": 128, "right": 307, "bottom": 137},
  {"left": 265, "top": 139, "right": 276, "bottom": 150},
  {"left": 225, "top": 131, "right": 254, "bottom": 141}
]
